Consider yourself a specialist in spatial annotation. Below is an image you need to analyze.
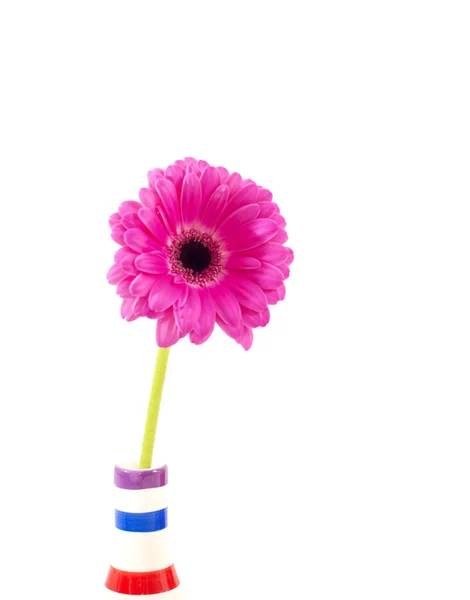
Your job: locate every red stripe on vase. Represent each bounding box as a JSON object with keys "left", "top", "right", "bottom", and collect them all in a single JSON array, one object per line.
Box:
[{"left": 105, "top": 564, "right": 179, "bottom": 595}]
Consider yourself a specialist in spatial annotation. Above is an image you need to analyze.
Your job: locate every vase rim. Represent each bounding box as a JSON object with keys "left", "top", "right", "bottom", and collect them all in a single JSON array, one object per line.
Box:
[{"left": 114, "top": 463, "right": 168, "bottom": 490}]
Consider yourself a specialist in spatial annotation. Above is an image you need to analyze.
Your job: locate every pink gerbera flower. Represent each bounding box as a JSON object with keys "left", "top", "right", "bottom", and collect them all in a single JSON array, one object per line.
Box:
[{"left": 107, "top": 157, "right": 293, "bottom": 350}]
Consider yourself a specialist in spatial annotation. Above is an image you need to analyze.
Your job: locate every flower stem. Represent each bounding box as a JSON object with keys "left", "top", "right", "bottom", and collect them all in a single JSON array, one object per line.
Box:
[{"left": 139, "top": 347, "right": 170, "bottom": 469}]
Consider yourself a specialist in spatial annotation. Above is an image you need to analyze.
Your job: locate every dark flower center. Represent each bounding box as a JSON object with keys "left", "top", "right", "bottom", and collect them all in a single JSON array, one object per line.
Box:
[
  {"left": 179, "top": 241, "right": 212, "bottom": 273},
  {"left": 168, "top": 229, "right": 223, "bottom": 286}
]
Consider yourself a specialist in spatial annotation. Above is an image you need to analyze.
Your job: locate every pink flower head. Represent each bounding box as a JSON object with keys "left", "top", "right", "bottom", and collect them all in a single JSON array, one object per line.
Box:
[{"left": 107, "top": 158, "right": 293, "bottom": 350}]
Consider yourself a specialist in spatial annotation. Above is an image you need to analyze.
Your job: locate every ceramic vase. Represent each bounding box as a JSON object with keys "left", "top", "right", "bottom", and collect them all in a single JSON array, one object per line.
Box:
[{"left": 104, "top": 464, "right": 182, "bottom": 598}]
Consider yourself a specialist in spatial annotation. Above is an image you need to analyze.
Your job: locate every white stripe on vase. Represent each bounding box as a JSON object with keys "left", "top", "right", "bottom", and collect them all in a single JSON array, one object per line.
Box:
[
  {"left": 115, "top": 484, "right": 169, "bottom": 513},
  {"left": 111, "top": 528, "right": 173, "bottom": 572}
]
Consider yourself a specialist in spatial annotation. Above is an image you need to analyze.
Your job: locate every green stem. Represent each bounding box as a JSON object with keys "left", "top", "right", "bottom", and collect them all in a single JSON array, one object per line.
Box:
[{"left": 139, "top": 347, "right": 170, "bottom": 469}]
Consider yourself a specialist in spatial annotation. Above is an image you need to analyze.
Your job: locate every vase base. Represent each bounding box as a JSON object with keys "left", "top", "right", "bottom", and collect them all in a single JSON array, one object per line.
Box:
[{"left": 104, "top": 584, "right": 183, "bottom": 598}]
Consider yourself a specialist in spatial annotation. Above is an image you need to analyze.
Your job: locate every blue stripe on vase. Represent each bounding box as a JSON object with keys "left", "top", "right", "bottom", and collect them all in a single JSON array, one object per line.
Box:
[{"left": 115, "top": 507, "right": 168, "bottom": 532}]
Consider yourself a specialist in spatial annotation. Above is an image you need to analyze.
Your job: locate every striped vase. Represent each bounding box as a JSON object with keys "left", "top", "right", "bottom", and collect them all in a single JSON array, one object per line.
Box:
[{"left": 105, "top": 464, "right": 182, "bottom": 599}]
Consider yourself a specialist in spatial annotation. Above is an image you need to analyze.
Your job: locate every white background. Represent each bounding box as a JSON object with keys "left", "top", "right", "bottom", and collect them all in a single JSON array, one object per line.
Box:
[{"left": 0, "top": 1, "right": 469, "bottom": 599}]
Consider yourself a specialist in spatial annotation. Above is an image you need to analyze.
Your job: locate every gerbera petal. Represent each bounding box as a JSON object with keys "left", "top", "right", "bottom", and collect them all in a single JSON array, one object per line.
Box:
[
  {"left": 247, "top": 244, "right": 285, "bottom": 265},
  {"left": 129, "top": 273, "right": 156, "bottom": 297},
  {"left": 225, "top": 183, "right": 258, "bottom": 214},
  {"left": 277, "top": 263, "right": 290, "bottom": 278},
  {"left": 224, "top": 219, "right": 278, "bottom": 251},
  {"left": 138, "top": 208, "right": 169, "bottom": 246},
  {"left": 216, "top": 317, "right": 241, "bottom": 343},
  {"left": 157, "top": 204, "right": 177, "bottom": 235},
  {"left": 227, "top": 276, "right": 267, "bottom": 311},
  {"left": 176, "top": 282, "right": 189, "bottom": 305},
  {"left": 193, "top": 288, "right": 216, "bottom": 339},
  {"left": 118, "top": 200, "right": 141, "bottom": 215},
  {"left": 216, "top": 203, "right": 260, "bottom": 238},
  {"left": 155, "top": 178, "right": 180, "bottom": 233},
  {"left": 209, "top": 285, "right": 242, "bottom": 330},
  {"left": 225, "top": 256, "right": 261, "bottom": 270},
  {"left": 109, "top": 212, "right": 121, "bottom": 227},
  {"left": 277, "top": 282, "right": 286, "bottom": 300},
  {"left": 265, "top": 289, "right": 281, "bottom": 305},
  {"left": 258, "top": 201, "right": 277, "bottom": 218},
  {"left": 121, "top": 298, "right": 137, "bottom": 321},
  {"left": 141, "top": 300, "right": 161, "bottom": 319},
  {"left": 189, "top": 328, "right": 214, "bottom": 345},
  {"left": 200, "top": 166, "right": 220, "bottom": 205},
  {"left": 285, "top": 247, "right": 294, "bottom": 265},
  {"left": 186, "top": 163, "right": 201, "bottom": 176},
  {"left": 111, "top": 224, "right": 126, "bottom": 245},
  {"left": 114, "top": 247, "right": 137, "bottom": 262},
  {"left": 257, "top": 188, "right": 273, "bottom": 202},
  {"left": 248, "top": 242, "right": 289, "bottom": 266},
  {"left": 270, "top": 228, "right": 288, "bottom": 244},
  {"left": 149, "top": 276, "right": 184, "bottom": 312},
  {"left": 116, "top": 276, "right": 134, "bottom": 299},
  {"left": 241, "top": 307, "right": 262, "bottom": 328},
  {"left": 157, "top": 312, "right": 182, "bottom": 348},
  {"left": 174, "top": 287, "right": 201, "bottom": 335},
  {"left": 134, "top": 252, "right": 169, "bottom": 275},
  {"left": 107, "top": 264, "right": 127, "bottom": 285},
  {"left": 226, "top": 172, "right": 242, "bottom": 195},
  {"left": 147, "top": 168, "right": 165, "bottom": 189},
  {"left": 217, "top": 166, "right": 229, "bottom": 182},
  {"left": 273, "top": 214, "right": 287, "bottom": 229},
  {"left": 120, "top": 254, "right": 139, "bottom": 276},
  {"left": 201, "top": 184, "right": 229, "bottom": 229},
  {"left": 265, "top": 283, "right": 286, "bottom": 305},
  {"left": 124, "top": 228, "right": 161, "bottom": 253},
  {"left": 131, "top": 296, "right": 147, "bottom": 318},
  {"left": 165, "top": 164, "right": 185, "bottom": 195},
  {"left": 260, "top": 308, "right": 270, "bottom": 327},
  {"left": 245, "top": 263, "right": 284, "bottom": 288},
  {"left": 181, "top": 172, "right": 202, "bottom": 227},
  {"left": 121, "top": 212, "right": 144, "bottom": 230},
  {"left": 139, "top": 187, "right": 158, "bottom": 210},
  {"left": 240, "top": 327, "right": 254, "bottom": 351}
]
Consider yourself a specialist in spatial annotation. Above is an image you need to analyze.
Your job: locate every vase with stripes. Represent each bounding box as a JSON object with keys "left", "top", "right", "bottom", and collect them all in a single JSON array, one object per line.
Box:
[{"left": 105, "top": 464, "right": 182, "bottom": 598}]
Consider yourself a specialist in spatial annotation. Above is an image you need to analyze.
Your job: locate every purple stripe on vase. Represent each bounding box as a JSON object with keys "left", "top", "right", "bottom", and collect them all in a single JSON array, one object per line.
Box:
[{"left": 114, "top": 464, "right": 168, "bottom": 490}]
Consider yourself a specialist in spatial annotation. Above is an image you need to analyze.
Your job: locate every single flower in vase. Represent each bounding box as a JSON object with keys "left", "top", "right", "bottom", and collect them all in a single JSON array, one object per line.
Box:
[{"left": 105, "top": 157, "right": 293, "bottom": 597}]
